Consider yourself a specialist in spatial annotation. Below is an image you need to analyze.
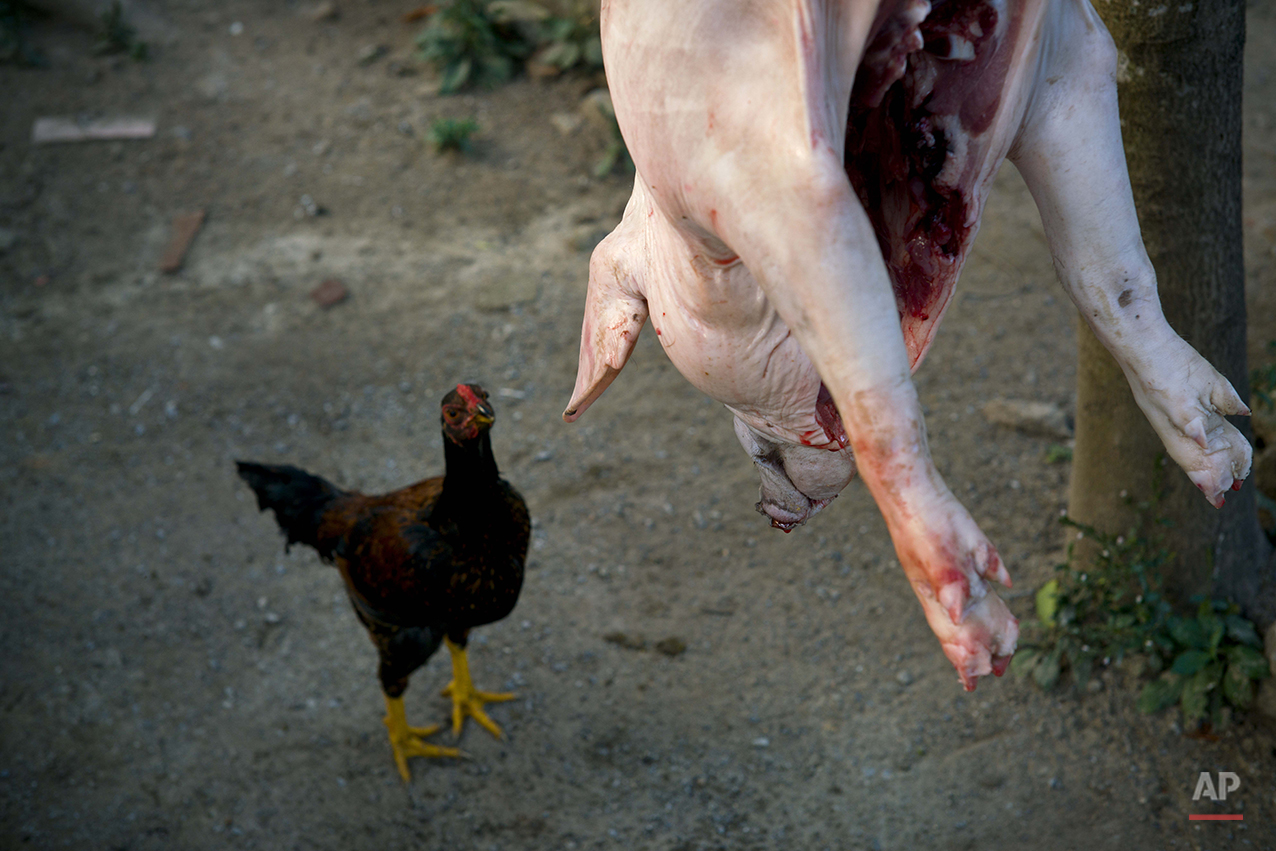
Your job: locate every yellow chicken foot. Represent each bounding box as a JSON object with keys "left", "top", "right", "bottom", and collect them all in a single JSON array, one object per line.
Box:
[
  {"left": 382, "top": 693, "right": 461, "bottom": 782},
  {"left": 441, "top": 637, "right": 515, "bottom": 739}
]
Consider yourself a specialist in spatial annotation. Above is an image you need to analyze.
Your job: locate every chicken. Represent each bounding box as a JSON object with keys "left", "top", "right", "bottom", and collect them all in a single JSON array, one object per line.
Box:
[{"left": 236, "top": 383, "right": 529, "bottom": 781}]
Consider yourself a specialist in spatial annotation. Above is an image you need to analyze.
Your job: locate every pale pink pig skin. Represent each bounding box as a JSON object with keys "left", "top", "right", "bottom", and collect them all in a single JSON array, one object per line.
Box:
[{"left": 565, "top": 0, "right": 1251, "bottom": 690}]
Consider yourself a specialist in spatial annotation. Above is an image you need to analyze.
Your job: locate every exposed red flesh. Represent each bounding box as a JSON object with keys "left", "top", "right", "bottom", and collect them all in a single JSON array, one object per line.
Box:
[
  {"left": 815, "top": 383, "right": 851, "bottom": 449},
  {"left": 844, "top": 0, "right": 1011, "bottom": 367}
]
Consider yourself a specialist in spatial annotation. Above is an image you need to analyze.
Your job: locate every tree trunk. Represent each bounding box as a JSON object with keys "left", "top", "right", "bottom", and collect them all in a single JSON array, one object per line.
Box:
[{"left": 1070, "top": 0, "right": 1274, "bottom": 623}]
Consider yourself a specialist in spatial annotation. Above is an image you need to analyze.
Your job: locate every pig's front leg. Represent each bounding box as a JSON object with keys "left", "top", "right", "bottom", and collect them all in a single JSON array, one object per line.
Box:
[
  {"left": 698, "top": 136, "right": 1017, "bottom": 690},
  {"left": 1010, "top": 4, "right": 1251, "bottom": 507},
  {"left": 841, "top": 388, "right": 1017, "bottom": 689}
]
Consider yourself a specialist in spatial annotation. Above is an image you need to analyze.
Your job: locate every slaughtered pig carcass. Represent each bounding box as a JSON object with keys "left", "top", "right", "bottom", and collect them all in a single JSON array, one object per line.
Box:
[{"left": 564, "top": 0, "right": 1253, "bottom": 690}]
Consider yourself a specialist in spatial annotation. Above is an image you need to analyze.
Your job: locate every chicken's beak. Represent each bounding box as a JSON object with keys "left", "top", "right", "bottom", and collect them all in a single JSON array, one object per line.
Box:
[{"left": 471, "top": 402, "right": 495, "bottom": 427}]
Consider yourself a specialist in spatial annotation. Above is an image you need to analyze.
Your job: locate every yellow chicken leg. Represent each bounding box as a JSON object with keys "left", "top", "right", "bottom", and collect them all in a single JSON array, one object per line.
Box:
[
  {"left": 441, "top": 637, "right": 515, "bottom": 739},
  {"left": 382, "top": 693, "right": 461, "bottom": 782}
]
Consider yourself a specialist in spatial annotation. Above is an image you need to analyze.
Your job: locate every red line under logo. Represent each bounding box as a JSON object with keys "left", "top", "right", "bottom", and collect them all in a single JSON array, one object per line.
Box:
[{"left": 1188, "top": 814, "right": 1243, "bottom": 821}]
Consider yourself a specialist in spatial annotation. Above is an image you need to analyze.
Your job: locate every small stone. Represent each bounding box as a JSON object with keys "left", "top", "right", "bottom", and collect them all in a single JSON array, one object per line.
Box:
[
  {"left": 0, "top": 227, "right": 18, "bottom": 253},
  {"left": 357, "top": 44, "right": 388, "bottom": 66},
  {"left": 296, "top": 194, "right": 329, "bottom": 217},
  {"left": 311, "top": 279, "right": 348, "bottom": 308},
  {"left": 309, "top": 0, "right": 339, "bottom": 21},
  {"left": 654, "top": 637, "right": 687, "bottom": 657},
  {"left": 982, "top": 398, "right": 1072, "bottom": 440},
  {"left": 197, "top": 72, "right": 229, "bottom": 100},
  {"left": 550, "top": 112, "right": 582, "bottom": 135},
  {"left": 603, "top": 631, "right": 646, "bottom": 651},
  {"left": 472, "top": 275, "right": 538, "bottom": 311},
  {"left": 896, "top": 670, "right": 914, "bottom": 686},
  {"left": 581, "top": 88, "right": 615, "bottom": 127}
]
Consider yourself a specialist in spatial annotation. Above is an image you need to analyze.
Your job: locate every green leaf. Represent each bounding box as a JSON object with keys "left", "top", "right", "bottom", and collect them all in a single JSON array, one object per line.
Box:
[
  {"left": 440, "top": 56, "right": 474, "bottom": 92},
  {"left": 540, "top": 40, "right": 580, "bottom": 69},
  {"left": 1009, "top": 648, "right": 1040, "bottom": 679},
  {"left": 1033, "top": 650, "right": 1062, "bottom": 690},
  {"left": 1138, "top": 673, "right": 1183, "bottom": 714},
  {"left": 542, "top": 16, "right": 574, "bottom": 40},
  {"left": 592, "top": 143, "right": 619, "bottom": 178},
  {"left": 1225, "top": 614, "right": 1263, "bottom": 648},
  {"left": 1171, "top": 649, "right": 1211, "bottom": 676},
  {"left": 1180, "top": 668, "right": 1216, "bottom": 724},
  {"left": 1168, "top": 615, "right": 1208, "bottom": 650},
  {"left": 1044, "top": 444, "right": 1072, "bottom": 464},
  {"left": 1036, "top": 579, "right": 1059, "bottom": 627},
  {"left": 1225, "top": 644, "right": 1272, "bottom": 680},
  {"left": 1223, "top": 665, "right": 1256, "bottom": 709},
  {"left": 1151, "top": 632, "right": 1176, "bottom": 655},
  {"left": 487, "top": 0, "right": 552, "bottom": 23},
  {"left": 1203, "top": 615, "right": 1225, "bottom": 654}
]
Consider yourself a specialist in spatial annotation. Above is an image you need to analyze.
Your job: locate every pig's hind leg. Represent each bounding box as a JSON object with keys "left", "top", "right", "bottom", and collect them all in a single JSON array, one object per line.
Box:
[{"left": 1009, "top": 2, "right": 1251, "bottom": 508}]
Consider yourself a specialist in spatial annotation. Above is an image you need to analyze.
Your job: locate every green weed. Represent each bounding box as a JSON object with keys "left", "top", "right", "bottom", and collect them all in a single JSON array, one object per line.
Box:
[
  {"left": 416, "top": 0, "right": 533, "bottom": 93},
  {"left": 1044, "top": 443, "right": 1073, "bottom": 464},
  {"left": 95, "top": 0, "right": 148, "bottom": 60},
  {"left": 0, "top": 0, "right": 45, "bottom": 66},
  {"left": 1138, "top": 598, "right": 1269, "bottom": 728},
  {"left": 530, "top": 1, "right": 603, "bottom": 74},
  {"left": 1012, "top": 513, "right": 1172, "bottom": 691},
  {"left": 429, "top": 117, "right": 479, "bottom": 152},
  {"left": 1013, "top": 492, "right": 1269, "bottom": 730}
]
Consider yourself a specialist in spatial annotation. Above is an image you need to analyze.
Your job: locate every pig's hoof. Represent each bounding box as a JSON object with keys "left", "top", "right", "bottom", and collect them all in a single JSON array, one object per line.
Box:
[{"left": 1124, "top": 336, "right": 1252, "bottom": 509}]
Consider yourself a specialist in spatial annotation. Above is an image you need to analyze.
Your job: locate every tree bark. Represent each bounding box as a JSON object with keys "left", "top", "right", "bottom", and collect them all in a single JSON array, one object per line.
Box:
[{"left": 1071, "top": 0, "right": 1274, "bottom": 623}]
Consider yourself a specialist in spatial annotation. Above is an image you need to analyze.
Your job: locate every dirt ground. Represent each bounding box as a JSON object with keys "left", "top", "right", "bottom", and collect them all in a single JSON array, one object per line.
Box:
[{"left": 2, "top": 2, "right": 1275, "bottom": 849}]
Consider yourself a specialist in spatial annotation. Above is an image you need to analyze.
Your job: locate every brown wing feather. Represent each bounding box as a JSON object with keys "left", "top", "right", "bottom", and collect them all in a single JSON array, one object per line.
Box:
[{"left": 319, "top": 478, "right": 447, "bottom": 623}]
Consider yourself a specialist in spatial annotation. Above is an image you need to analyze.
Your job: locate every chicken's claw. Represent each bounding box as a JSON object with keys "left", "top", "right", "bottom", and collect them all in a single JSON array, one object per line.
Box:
[
  {"left": 443, "top": 637, "right": 515, "bottom": 739},
  {"left": 382, "top": 695, "right": 462, "bottom": 782}
]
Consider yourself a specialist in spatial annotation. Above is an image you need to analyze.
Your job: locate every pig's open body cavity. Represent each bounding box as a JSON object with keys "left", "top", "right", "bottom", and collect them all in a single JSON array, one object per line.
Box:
[{"left": 565, "top": 0, "right": 1252, "bottom": 690}]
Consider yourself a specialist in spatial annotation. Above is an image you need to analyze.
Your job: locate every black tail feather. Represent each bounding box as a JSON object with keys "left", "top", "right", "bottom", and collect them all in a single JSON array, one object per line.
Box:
[{"left": 236, "top": 461, "right": 346, "bottom": 560}]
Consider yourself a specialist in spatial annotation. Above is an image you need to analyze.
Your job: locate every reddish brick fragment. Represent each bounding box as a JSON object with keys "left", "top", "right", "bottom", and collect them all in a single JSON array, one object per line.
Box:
[
  {"left": 158, "top": 210, "right": 206, "bottom": 274},
  {"left": 311, "top": 278, "right": 349, "bottom": 308}
]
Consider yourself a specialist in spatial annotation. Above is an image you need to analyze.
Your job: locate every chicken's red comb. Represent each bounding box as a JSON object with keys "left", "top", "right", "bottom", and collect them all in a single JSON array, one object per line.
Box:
[{"left": 456, "top": 384, "right": 485, "bottom": 408}]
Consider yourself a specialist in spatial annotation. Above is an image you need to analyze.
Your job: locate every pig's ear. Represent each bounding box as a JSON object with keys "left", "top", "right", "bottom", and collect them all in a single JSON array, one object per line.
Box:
[{"left": 563, "top": 246, "right": 649, "bottom": 422}]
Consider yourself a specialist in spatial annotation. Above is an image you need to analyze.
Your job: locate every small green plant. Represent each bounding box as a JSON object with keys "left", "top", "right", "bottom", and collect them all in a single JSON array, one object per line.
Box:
[
  {"left": 1252, "top": 340, "right": 1276, "bottom": 411},
  {"left": 1011, "top": 514, "right": 1172, "bottom": 690},
  {"left": 1013, "top": 487, "right": 1270, "bottom": 731},
  {"left": 1138, "top": 598, "right": 1270, "bottom": 728},
  {"left": 1044, "top": 443, "right": 1073, "bottom": 464},
  {"left": 429, "top": 117, "right": 479, "bottom": 152},
  {"left": 0, "top": 0, "right": 45, "bottom": 66},
  {"left": 95, "top": 0, "right": 148, "bottom": 60},
  {"left": 530, "top": 1, "right": 603, "bottom": 74},
  {"left": 416, "top": 0, "right": 533, "bottom": 93}
]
